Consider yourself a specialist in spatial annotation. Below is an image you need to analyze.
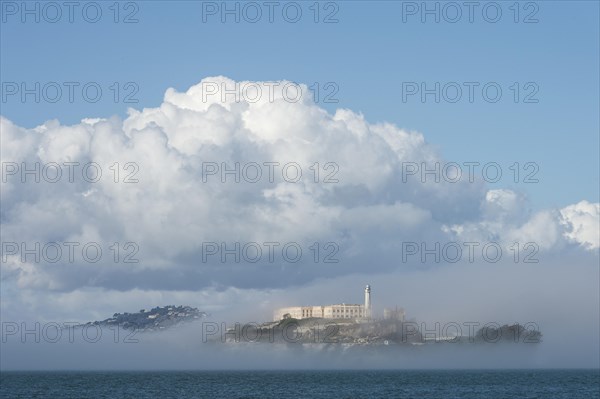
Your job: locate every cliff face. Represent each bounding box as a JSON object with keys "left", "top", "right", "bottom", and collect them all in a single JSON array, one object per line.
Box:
[
  {"left": 219, "top": 318, "right": 423, "bottom": 345},
  {"left": 220, "top": 318, "right": 542, "bottom": 345}
]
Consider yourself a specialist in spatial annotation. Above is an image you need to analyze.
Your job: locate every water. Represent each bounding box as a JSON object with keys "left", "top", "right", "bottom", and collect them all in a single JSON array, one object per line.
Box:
[{"left": 1, "top": 369, "right": 598, "bottom": 398}]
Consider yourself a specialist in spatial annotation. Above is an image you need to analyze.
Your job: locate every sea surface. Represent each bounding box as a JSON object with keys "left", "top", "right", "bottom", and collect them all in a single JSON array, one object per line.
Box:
[{"left": 1, "top": 369, "right": 598, "bottom": 398}]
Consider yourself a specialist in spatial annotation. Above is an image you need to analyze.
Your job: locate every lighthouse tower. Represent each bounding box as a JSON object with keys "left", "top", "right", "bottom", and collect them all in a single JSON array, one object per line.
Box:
[{"left": 364, "top": 285, "right": 372, "bottom": 319}]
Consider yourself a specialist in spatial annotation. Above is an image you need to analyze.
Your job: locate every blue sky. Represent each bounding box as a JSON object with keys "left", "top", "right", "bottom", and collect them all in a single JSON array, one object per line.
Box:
[{"left": 1, "top": 0, "right": 599, "bottom": 209}]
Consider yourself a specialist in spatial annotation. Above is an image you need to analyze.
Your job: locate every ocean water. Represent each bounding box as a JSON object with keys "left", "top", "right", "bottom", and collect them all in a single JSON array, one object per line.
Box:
[{"left": 1, "top": 370, "right": 598, "bottom": 398}]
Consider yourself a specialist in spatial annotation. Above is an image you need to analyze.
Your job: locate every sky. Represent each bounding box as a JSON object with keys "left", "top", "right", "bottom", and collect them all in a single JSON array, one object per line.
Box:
[{"left": 0, "top": 1, "right": 599, "bottom": 369}]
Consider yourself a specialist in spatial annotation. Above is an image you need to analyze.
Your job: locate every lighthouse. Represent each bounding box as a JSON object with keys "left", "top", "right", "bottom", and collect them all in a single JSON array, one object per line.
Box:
[{"left": 364, "top": 284, "right": 372, "bottom": 319}]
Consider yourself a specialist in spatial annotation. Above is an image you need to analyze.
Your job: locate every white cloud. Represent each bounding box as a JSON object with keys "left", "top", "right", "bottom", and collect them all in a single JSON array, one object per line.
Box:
[
  {"left": 0, "top": 76, "right": 598, "bottom": 320},
  {"left": 560, "top": 201, "right": 600, "bottom": 250}
]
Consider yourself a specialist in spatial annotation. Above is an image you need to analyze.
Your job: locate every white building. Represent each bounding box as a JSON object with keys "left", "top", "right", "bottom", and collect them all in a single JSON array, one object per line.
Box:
[{"left": 273, "top": 285, "right": 373, "bottom": 321}]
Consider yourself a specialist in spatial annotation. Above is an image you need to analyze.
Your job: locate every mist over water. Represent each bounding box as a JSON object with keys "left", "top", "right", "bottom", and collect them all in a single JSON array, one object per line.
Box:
[
  {"left": 0, "top": 324, "right": 548, "bottom": 371},
  {"left": 2, "top": 251, "right": 598, "bottom": 371}
]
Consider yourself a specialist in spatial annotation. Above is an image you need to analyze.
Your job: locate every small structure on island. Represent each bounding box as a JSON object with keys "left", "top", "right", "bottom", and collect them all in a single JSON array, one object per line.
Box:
[
  {"left": 383, "top": 306, "right": 405, "bottom": 322},
  {"left": 273, "top": 285, "right": 373, "bottom": 321}
]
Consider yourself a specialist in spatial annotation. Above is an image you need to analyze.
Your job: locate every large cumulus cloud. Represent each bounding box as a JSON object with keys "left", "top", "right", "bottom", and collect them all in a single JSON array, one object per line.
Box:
[{"left": 1, "top": 76, "right": 598, "bottom": 320}]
